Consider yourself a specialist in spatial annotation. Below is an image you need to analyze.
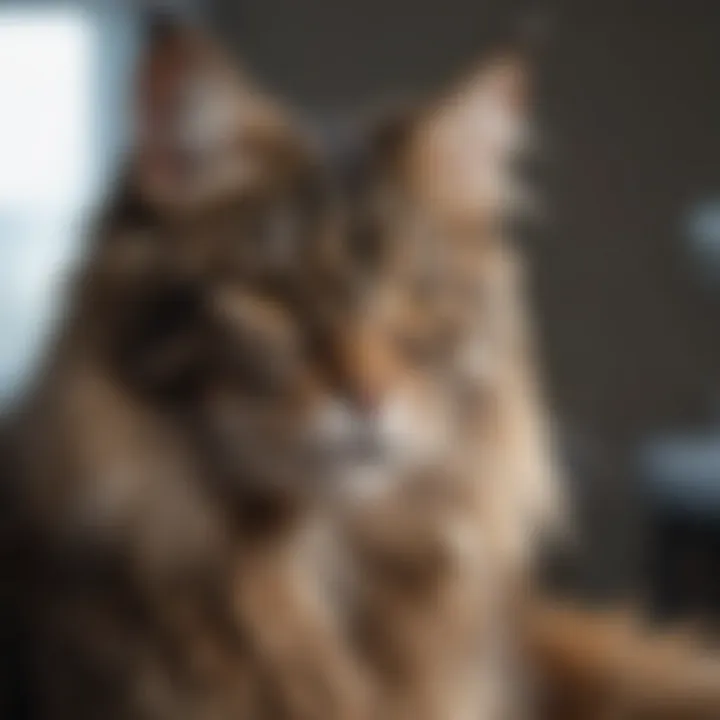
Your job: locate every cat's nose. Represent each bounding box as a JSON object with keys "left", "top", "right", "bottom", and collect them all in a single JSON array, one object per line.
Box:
[{"left": 331, "top": 324, "right": 396, "bottom": 419}]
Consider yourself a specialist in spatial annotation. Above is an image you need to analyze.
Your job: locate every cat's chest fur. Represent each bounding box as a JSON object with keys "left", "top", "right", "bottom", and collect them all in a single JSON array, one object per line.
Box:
[
  {"left": 330, "top": 473, "right": 521, "bottom": 720},
  {"left": 11, "top": 365, "right": 364, "bottom": 720}
]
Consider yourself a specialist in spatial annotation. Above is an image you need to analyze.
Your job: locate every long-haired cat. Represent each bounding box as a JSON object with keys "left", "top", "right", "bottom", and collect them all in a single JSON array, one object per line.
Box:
[{"left": 2, "top": 15, "right": 719, "bottom": 720}]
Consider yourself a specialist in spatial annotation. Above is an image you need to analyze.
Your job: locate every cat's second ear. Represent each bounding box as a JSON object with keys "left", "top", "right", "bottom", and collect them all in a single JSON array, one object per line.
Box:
[
  {"left": 133, "top": 17, "right": 293, "bottom": 210},
  {"left": 407, "top": 54, "right": 532, "bottom": 220}
]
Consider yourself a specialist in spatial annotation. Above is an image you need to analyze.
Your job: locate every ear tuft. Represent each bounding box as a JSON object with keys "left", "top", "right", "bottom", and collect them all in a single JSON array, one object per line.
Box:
[
  {"left": 407, "top": 54, "right": 533, "bottom": 220},
  {"left": 132, "top": 19, "right": 290, "bottom": 211}
]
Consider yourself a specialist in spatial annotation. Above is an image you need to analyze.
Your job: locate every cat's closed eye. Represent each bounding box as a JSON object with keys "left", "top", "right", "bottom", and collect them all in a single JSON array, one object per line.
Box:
[
  {"left": 111, "top": 275, "right": 209, "bottom": 401},
  {"left": 211, "top": 286, "right": 303, "bottom": 394}
]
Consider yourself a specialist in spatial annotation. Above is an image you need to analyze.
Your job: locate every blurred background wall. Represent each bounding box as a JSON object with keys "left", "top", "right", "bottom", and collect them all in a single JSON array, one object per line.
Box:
[{"left": 1, "top": 0, "right": 719, "bottom": 604}]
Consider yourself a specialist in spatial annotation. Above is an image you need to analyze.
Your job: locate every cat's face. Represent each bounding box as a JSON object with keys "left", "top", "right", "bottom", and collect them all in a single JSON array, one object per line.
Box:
[
  {"left": 306, "top": 58, "right": 531, "bottom": 495},
  {"left": 105, "top": 20, "right": 529, "bottom": 497}
]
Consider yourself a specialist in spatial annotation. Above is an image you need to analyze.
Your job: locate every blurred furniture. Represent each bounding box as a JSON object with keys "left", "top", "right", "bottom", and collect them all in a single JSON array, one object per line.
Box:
[{"left": 639, "top": 436, "right": 720, "bottom": 625}]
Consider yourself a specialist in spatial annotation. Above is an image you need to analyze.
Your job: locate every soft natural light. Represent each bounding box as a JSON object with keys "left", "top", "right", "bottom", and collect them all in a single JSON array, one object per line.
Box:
[
  {"left": 0, "top": 9, "right": 95, "bottom": 211},
  {"left": 0, "top": 8, "right": 98, "bottom": 400}
]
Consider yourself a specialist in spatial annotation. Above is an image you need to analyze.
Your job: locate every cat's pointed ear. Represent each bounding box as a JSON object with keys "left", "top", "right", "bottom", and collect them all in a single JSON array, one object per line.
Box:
[
  {"left": 133, "top": 16, "right": 292, "bottom": 210},
  {"left": 407, "top": 54, "right": 532, "bottom": 220}
]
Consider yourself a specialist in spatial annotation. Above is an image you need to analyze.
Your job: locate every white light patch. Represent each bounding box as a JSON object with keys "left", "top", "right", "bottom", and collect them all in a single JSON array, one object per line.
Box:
[
  {"left": 0, "top": 9, "right": 97, "bottom": 400},
  {"left": 0, "top": 10, "right": 95, "bottom": 211}
]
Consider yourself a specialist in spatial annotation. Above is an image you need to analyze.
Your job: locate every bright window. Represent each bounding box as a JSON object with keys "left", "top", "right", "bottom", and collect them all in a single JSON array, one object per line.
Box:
[
  {"left": 0, "top": 8, "right": 97, "bottom": 400},
  {"left": 0, "top": 9, "right": 95, "bottom": 210}
]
